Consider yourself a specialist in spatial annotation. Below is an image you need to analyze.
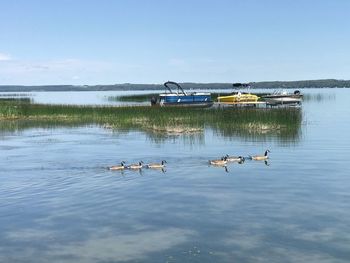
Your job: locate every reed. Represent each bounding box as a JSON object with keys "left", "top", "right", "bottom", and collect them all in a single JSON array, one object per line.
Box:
[{"left": 0, "top": 100, "right": 302, "bottom": 140}]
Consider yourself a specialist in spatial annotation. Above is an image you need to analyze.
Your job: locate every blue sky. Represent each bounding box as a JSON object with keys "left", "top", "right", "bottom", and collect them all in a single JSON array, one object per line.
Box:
[{"left": 0, "top": 0, "right": 349, "bottom": 85}]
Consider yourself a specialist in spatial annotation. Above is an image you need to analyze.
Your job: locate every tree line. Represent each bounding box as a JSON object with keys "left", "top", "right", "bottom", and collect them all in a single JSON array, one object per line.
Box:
[{"left": 0, "top": 79, "right": 349, "bottom": 92}]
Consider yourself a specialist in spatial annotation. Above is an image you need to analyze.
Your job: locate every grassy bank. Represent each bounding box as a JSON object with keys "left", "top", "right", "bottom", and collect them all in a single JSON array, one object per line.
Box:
[{"left": 0, "top": 100, "right": 302, "bottom": 140}]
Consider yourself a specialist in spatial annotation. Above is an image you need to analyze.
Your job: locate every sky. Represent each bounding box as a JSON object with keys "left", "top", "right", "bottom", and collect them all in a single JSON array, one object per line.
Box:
[{"left": 0, "top": 0, "right": 349, "bottom": 85}]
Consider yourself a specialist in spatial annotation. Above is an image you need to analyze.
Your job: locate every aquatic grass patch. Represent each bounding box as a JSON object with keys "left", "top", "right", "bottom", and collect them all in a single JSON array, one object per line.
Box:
[
  {"left": 0, "top": 100, "right": 27, "bottom": 118},
  {"left": 0, "top": 101, "right": 302, "bottom": 140},
  {"left": 0, "top": 100, "right": 302, "bottom": 125},
  {"left": 200, "top": 107, "right": 301, "bottom": 140}
]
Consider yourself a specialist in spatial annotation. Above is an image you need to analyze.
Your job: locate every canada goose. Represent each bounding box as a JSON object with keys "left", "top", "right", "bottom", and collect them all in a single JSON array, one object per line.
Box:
[
  {"left": 146, "top": 160, "right": 167, "bottom": 169},
  {"left": 250, "top": 150, "right": 270, "bottom": 161},
  {"left": 127, "top": 161, "right": 144, "bottom": 169},
  {"left": 226, "top": 155, "right": 245, "bottom": 163},
  {"left": 209, "top": 156, "right": 227, "bottom": 166},
  {"left": 109, "top": 161, "right": 126, "bottom": 170}
]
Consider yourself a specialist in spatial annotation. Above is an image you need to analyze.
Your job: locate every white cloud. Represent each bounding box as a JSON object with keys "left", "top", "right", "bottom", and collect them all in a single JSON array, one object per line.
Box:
[
  {"left": 0, "top": 58, "right": 118, "bottom": 85},
  {"left": 0, "top": 52, "right": 11, "bottom": 61}
]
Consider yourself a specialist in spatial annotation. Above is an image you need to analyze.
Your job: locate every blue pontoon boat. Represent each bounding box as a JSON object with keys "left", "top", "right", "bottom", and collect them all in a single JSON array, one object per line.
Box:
[{"left": 158, "top": 81, "right": 213, "bottom": 107}]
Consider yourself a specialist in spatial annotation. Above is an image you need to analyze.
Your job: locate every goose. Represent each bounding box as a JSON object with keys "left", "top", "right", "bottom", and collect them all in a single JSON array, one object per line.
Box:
[
  {"left": 209, "top": 156, "right": 227, "bottom": 166},
  {"left": 250, "top": 150, "right": 270, "bottom": 161},
  {"left": 127, "top": 161, "right": 144, "bottom": 169},
  {"left": 226, "top": 155, "right": 245, "bottom": 163},
  {"left": 109, "top": 161, "right": 126, "bottom": 170},
  {"left": 146, "top": 160, "right": 167, "bottom": 169}
]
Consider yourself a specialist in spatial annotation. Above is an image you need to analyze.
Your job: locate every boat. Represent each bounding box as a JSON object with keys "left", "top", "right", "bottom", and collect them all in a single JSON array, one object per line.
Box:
[
  {"left": 217, "top": 91, "right": 259, "bottom": 103},
  {"left": 158, "top": 81, "right": 213, "bottom": 107},
  {"left": 262, "top": 90, "right": 303, "bottom": 105},
  {"left": 217, "top": 83, "right": 259, "bottom": 103}
]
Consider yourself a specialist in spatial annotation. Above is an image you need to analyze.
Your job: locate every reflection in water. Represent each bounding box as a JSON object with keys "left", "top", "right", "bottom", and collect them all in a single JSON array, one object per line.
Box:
[
  {"left": 3, "top": 227, "right": 195, "bottom": 263},
  {"left": 303, "top": 92, "right": 336, "bottom": 102},
  {"left": 0, "top": 113, "right": 302, "bottom": 145},
  {"left": 246, "top": 158, "right": 270, "bottom": 166},
  {"left": 0, "top": 119, "right": 92, "bottom": 136},
  {"left": 145, "top": 130, "right": 206, "bottom": 146}
]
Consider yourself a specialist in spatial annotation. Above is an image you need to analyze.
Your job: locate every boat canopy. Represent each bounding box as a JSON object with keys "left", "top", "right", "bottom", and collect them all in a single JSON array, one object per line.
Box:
[{"left": 164, "top": 81, "right": 187, "bottom": 95}]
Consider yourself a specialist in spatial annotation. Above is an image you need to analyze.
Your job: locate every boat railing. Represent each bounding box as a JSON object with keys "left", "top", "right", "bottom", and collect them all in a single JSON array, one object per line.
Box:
[
  {"left": 272, "top": 89, "right": 283, "bottom": 95},
  {"left": 164, "top": 81, "right": 187, "bottom": 95},
  {"left": 232, "top": 83, "right": 252, "bottom": 94}
]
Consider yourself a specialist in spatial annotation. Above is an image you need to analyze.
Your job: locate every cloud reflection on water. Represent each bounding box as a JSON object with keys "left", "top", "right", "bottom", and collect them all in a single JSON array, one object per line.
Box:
[{"left": 46, "top": 228, "right": 195, "bottom": 263}]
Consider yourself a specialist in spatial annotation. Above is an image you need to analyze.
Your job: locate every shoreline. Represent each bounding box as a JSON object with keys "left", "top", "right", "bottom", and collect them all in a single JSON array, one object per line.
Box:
[{"left": 1, "top": 80, "right": 350, "bottom": 92}]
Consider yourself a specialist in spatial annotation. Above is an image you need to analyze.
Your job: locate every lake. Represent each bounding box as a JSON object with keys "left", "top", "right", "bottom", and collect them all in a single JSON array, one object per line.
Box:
[{"left": 0, "top": 89, "right": 349, "bottom": 262}]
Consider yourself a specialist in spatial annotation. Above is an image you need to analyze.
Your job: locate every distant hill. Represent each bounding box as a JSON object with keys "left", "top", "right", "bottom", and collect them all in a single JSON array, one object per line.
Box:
[
  {"left": 0, "top": 79, "right": 349, "bottom": 92},
  {"left": 249, "top": 79, "right": 350, "bottom": 89}
]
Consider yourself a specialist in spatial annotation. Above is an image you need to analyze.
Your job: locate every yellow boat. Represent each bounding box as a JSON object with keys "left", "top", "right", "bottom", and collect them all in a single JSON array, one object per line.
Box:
[{"left": 217, "top": 92, "right": 259, "bottom": 103}]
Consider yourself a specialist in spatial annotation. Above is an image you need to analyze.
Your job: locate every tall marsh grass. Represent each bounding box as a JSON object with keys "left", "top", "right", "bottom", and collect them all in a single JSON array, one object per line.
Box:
[{"left": 0, "top": 100, "right": 302, "bottom": 140}]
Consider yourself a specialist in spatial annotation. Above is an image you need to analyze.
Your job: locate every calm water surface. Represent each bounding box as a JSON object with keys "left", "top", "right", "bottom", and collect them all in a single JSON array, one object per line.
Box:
[{"left": 0, "top": 89, "right": 349, "bottom": 262}]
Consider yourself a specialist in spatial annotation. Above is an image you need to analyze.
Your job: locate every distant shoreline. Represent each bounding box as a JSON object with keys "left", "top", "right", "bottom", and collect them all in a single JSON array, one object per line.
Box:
[{"left": 0, "top": 79, "right": 349, "bottom": 92}]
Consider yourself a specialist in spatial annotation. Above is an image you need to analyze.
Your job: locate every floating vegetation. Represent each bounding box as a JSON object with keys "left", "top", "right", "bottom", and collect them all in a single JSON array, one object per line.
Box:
[{"left": 0, "top": 100, "right": 302, "bottom": 142}]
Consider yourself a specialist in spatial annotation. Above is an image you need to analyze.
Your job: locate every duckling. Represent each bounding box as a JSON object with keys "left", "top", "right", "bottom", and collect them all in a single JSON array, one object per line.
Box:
[
  {"left": 146, "top": 160, "right": 167, "bottom": 169},
  {"left": 127, "top": 161, "right": 144, "bottom": 169},
  {"left": 250, "top": 150, "right": 270, "bottom": 161},
  {"left": 209, "top": 156, "right": 228, "bottom": 166},
  {"left": 109, "top": 161, "right": 126, "bottom": 171},
  {"left": 226, "top": 155, "right": 245, "bottom": 163}
]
